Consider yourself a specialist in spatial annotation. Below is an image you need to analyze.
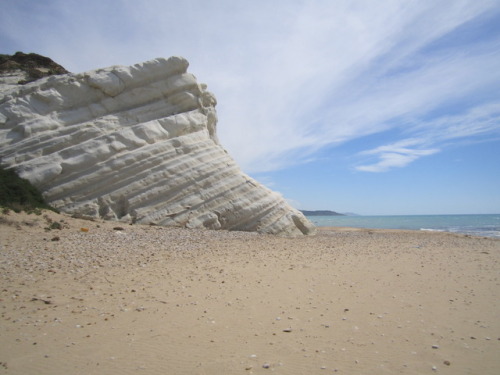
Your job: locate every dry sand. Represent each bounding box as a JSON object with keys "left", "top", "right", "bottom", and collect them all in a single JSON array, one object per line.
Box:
[{"left": 0, "top": 210, "right": 499, "bottom": 375}]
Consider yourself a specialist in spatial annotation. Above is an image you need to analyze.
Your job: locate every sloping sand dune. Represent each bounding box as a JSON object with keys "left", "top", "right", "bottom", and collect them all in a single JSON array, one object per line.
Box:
[{"left": 1, "top": 210, "right": 499, "bottom": 374}]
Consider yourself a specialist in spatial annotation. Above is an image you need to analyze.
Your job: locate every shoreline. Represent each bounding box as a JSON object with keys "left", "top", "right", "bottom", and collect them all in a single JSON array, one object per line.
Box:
[
  {"left": 316, "top": 226, "right": 498, "bottom": 239},
  {"left": 1, "top": 210, "right": 499, "bottom": 374},
  {"left": 308, "top": 214, "right": 500, "bottom": 239}
]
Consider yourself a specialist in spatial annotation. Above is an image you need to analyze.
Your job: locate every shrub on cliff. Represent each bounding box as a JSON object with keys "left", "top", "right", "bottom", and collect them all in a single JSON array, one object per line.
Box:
[
  {"left": 0, "top": 166, "right": 55, "bottom": 212},
  {"left": 0, "top": 52, "right": 69, "bottom": 84}
]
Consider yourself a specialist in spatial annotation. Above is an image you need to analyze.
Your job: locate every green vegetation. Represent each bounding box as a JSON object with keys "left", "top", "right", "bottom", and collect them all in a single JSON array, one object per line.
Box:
[
  {"left": 0, "top": 52, "right": 69, "bottom": 84},
  {"left": 46, "top": 220, "right": 62, "bottom": 230},
  {"left": 0, "top": 166, "right": 56, "bottom": 213}
]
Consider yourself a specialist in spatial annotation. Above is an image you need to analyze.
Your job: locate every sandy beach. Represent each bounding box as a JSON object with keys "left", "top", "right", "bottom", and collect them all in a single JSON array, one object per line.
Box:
[{"left": 0, "top": 210, "right": 499, "bottom": 375}]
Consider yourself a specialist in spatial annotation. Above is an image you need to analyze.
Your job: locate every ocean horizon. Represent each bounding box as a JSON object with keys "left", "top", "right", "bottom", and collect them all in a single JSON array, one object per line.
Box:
[{"left": 305, "top": 214, "right": 500, "bottom": 238}]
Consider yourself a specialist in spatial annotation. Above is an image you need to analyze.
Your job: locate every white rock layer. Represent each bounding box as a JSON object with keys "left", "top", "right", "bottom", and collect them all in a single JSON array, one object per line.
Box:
[
  {"left": 0, "top": 56, "right": 315, "bottom": 236},
  {"left": 0, "top": 70, "right": 29, "bottom": 91}
]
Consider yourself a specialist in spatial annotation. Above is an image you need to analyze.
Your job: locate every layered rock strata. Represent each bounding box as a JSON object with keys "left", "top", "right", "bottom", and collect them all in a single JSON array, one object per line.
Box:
[{"left": 0, "top": 56, "right": 315, "bottom": 235}]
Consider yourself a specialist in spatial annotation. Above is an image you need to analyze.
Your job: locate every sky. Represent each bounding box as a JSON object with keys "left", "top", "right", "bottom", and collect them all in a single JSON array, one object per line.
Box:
[{"left": 1, "top": 0, "right": 499, "bottom": 215}]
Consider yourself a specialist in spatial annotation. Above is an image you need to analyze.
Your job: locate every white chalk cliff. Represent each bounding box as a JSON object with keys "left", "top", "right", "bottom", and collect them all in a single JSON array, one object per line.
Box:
[{"left": 0, "top": 56, "right": 315, "bottom": 235}]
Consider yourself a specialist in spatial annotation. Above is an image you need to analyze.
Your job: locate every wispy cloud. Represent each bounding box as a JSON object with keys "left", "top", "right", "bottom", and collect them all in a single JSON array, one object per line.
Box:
[
  {"left": 1, "top": 0, "right": 499, "bottom": 174},
  {"left": 355, "top": 139, "right": 440, "bottom": 172},
  {"left": 210, "top": 1, "right": 500, "bottom": 173},
  {"left": 356, "top": 101, "right": 500, "bottom": 172}
]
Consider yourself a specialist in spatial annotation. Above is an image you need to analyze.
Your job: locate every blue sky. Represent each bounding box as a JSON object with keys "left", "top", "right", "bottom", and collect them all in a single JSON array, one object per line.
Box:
[{"left": 1, "top": 0, "right": 499, "bottom": 215}]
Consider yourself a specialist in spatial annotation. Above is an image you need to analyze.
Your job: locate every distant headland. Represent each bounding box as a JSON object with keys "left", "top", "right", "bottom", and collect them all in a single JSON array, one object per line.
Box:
[{"left": 300, "top": 210, "right": 345, "bottom": 216}]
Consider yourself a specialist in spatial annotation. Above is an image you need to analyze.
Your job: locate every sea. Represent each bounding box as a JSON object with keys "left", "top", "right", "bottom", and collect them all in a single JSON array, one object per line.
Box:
[{"left": 305, "top": 214, "right": 500, "bottom": 238}]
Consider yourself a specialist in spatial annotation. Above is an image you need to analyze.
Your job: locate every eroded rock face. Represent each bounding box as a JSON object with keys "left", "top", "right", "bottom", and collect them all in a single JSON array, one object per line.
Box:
[{"left": 0, "top": 56, "right": 315, "bottom": 235}]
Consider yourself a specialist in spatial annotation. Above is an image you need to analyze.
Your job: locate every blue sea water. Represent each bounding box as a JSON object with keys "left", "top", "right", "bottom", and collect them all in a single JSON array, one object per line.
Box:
[{"left": 306, "top": 214, "right": 500, "bottom": 238}]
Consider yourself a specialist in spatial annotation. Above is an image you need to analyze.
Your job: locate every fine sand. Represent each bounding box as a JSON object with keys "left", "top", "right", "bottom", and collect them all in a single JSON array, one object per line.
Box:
[{"left": 0, "top": 210, "right": 499, "bottom": 375}]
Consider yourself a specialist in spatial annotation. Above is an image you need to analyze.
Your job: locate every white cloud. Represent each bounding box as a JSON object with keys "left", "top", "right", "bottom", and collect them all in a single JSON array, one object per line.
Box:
[
  {"left": 355, "top": 139, "right": 440, "bottom": 172},
  {"left": 1, "top": 0, "right": 499, "bottom": 174},
  {"left": 354, "top": 101, "right": 500, "bottom": 172},
  {"left": 209, "top": 0, "right": 500, "bottom": 172},
  {"left": 355, "top": 152, "right": 424, "bottom": 173},
  {"left": 414, "top": 102, "right": 500, "bottom": 141}
]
